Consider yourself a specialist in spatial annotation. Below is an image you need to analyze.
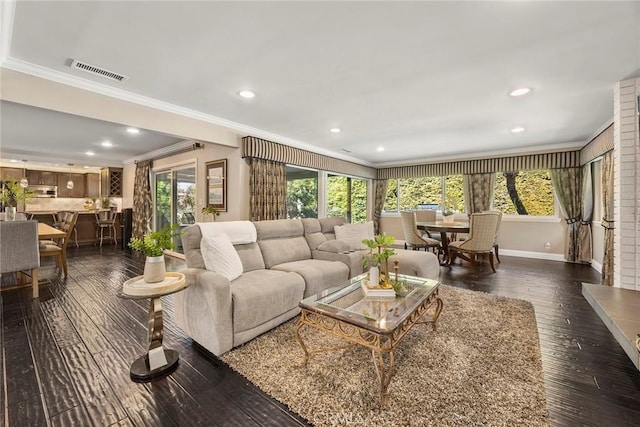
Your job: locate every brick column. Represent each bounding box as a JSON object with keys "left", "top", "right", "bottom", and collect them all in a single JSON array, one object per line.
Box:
[{"left": 613, "top": 78, "right": 640, "bottom": 290}]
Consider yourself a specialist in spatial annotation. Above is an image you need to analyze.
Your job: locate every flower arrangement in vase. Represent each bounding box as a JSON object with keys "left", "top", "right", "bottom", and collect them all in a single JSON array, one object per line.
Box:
[
  {"left": 129, "top": 224, "right": 183, "bottom": 283},
  {"left": 0, "top": 177, "right": 35, "bottom": 220}
]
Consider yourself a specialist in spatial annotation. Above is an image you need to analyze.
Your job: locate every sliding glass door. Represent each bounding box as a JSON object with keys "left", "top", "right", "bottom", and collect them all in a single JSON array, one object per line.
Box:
[{"left": 154, "top": 164, "right": 196, "bottom": 251}]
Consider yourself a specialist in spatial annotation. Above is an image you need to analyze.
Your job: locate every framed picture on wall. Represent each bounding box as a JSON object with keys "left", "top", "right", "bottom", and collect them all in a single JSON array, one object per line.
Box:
[{"left": 205, "top": 159, "right": 227, "bottom": 212}]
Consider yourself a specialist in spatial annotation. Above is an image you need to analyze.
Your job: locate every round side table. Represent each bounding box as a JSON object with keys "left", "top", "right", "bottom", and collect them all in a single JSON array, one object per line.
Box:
[{"left": 118, "top": 272, "right": 188, "bottom": 382}]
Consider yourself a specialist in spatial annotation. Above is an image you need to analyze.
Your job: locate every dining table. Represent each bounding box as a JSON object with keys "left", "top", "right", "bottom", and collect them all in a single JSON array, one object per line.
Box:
[
  {"left": 37, "top": 222, "right": 67, "bottom": 283},
  {"left": 416, "top": 221, "right": 470, "bottom": 265}
]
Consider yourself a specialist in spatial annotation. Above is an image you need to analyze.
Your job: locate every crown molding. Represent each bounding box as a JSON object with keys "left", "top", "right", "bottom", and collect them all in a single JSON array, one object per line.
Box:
[
  {"left": 0, "top": 0, "right": 16, "bottom": 62},
  {"left": 0, "top": 57, "right": 374, "bottom": 167}
]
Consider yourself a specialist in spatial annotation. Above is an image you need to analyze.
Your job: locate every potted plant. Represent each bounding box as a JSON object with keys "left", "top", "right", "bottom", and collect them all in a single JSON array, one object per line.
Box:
[
  {"left": 362, "top": 234, "right": 396, "bottom": 288},
  {"left": 129, "top": 224, "right": 183, "bottom": 283},
  {"left": 0, "top": 177, "right": 34, "bottom": 220},
  {"left": 201, "top": 205, "right": 220, "bottom": 222},
  {"left": 441, "top": 208, "right": 455, "bottom": 223},
  {"left": 101, "top": 197, "right": 111, "bottom": 209}
]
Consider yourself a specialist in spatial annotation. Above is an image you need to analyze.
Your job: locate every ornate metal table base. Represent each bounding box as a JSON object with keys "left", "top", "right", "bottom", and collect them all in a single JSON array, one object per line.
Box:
[
  {"left": 130, "top": 296, "right": 179, "bottom": 382},
  {"left": 296, "top": 289, "right": 443, "bottom": 407}
]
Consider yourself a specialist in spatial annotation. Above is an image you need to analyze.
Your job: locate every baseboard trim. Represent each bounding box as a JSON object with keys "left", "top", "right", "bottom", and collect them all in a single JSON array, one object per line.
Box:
[{"left": 500, "top": 249, "right": 565, "bottom": 262}]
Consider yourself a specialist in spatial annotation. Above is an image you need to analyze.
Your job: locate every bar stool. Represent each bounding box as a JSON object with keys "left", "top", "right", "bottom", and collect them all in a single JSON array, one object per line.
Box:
[{"left": 95, "top": 210, "right": 119, "bottom": 246}]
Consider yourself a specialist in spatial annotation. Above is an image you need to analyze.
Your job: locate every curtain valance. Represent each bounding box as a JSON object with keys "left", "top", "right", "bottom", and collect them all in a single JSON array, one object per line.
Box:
[
  {"left": 377, "top": 151, "right": 580, "bottom": 179},
  {"left": 580, "top": 124, "right": 613, "bottom": 165},
  {"left": 242, "top": 136, "right": 376, "bottom": 179}
]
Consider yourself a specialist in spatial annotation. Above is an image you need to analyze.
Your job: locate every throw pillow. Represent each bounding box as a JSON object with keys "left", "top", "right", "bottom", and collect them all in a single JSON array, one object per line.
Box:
[
  {"left": 201, "top": 233, "right": 243, "bottom": 281},
  {"left": 334, "top": 221, "right": 375, "bottom": 251}
]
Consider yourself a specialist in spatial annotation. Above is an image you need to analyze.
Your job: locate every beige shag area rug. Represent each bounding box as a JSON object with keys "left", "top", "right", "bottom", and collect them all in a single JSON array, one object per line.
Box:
[{"left": 221, "top": 285, "right": 548, "bottom": 426}]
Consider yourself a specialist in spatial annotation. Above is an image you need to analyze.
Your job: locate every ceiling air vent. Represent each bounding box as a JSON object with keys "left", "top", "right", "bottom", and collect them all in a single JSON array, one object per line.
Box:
[{"left": 70, "top": 59, "right": 129, "bottom": 82}]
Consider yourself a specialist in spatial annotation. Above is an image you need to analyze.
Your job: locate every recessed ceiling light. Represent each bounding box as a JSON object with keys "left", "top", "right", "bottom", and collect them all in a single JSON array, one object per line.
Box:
[
  {"left": 86, "top": 151, "right": 95, "bottom": 156},
  {"left": 238, "top": 90, "right": 255, "bottom": 99},
  {"left": 509, "top": 88, "right": 531, "bottom": 97},
  {"left": 329, "top": 128, "right": 342, "bottom": 133},
  {"left": 511, "top": 126, "right": 526, "bottom": 133},
  {"left": 102, "top": 141, "right": 113, "bottom": 147},
  {"left": 126, "top": 127, "right": 140, "bottom": 134},
  {"left": 376, "top": 146, "right": 385, "bottom": 152},
  {"left": 84, "top": 166, "right": 90, "bottom": 169},
  {"left": 9, "top": 159, "right": 18, "bottom": 163}
]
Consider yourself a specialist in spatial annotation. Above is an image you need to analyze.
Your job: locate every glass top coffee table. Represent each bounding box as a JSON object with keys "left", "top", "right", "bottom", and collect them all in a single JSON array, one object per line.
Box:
[{"left": 296, "top": 273, "right": 443, "bottom": 407}]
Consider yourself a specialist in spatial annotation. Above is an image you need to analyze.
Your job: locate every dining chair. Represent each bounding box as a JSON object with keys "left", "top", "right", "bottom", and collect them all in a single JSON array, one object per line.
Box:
[
  {"left": 447, "top": 211, "right": 500, "bottom": 273},
  {"left": 95, "top": 209, "right": 119, "bottom": 246},
  {"left": 482, "top": 210, "right": 503, "bottom": 263},
  {"left": 0, "top": 220, "right": 40, "bottom": 298},
  {"left": 400, "top": 211, "right": 441, "bottom": 254},
  {"left": 54, "top": 211, "right": 79, "bottom": 248},
  {"left": 40, "top": 212, "right": 78, "bottom": 277},
  {"left": 414, "top": 209, "right": 442, "bottom": 242}
]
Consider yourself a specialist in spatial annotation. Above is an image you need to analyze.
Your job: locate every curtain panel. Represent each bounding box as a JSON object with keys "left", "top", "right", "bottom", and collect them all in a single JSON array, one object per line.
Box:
[
  {"left": 242, "top": 136, "right": 376, "bottom": 179},
  {"left": 249, "top": 158, "right": 287, "bottom": 221},
  {"left": 550, "top": 167, "right": 585, "bottom": 263},
  {"left": 600, "top": 151, "right": 614, "bottom": 286},
  {"left": 579, "top": 163, "right": 594, "bottom": 263},
  {"left": 132, "top": 160, "right": 152, "bottom": 240},
  {"left": 378, "top": 151, "right": 580, "bottom": 179},
  {"left": 463, "top": 173, "right": 496, "bottom": 213},
  {"left": 372, "top": 179, "right": 388, "bottom": 234}
]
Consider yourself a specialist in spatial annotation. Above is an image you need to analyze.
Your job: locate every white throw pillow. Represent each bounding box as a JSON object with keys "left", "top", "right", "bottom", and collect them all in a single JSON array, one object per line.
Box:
[
  {"left": 334, "top": 222, "right": 375, "bottom": 251},
  {"left": 200, "top": 233, "right": 243, "bottom": 281}
]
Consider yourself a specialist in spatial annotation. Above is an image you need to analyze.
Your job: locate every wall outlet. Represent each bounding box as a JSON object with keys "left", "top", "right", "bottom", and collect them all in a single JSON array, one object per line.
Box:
[{"left": 544, "top": 242, "right": 551, "bottom": 249}]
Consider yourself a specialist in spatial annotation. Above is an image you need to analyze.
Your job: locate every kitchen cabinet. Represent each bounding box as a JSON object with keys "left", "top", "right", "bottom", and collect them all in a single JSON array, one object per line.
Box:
[
  {"left": 57, "top": 173, "right": 86, "bottom": 198},
  {"left": 85, "top": 173, "right": 100, "bottom": 198},
  {"left": 101, "top": 167, "right": 123, "bottom": 197},
  {"left": 0, "top": 167, "right": 25, "bottom": 180},
  {"left": 26, "top": 169, "right": 57, "bottom": 186}
]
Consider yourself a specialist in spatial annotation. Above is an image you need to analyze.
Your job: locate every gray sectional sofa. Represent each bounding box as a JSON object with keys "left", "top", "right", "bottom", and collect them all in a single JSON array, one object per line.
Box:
[{"left": 173, "top": 217, "right": 439, "bottom": 356}]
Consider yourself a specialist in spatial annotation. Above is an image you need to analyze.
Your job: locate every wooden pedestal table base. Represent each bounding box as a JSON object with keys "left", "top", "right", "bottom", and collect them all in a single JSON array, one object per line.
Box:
[{"left": 118, "top": 272, "right": 187, "bottom": 382}]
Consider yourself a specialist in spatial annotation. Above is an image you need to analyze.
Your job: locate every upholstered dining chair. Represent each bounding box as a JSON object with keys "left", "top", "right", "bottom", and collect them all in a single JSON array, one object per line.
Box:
[
  {"left": 447, "top": 211, "right": 500, "bottom": 273},
  {"left": 400, "top": 211, "right": 441, "bottom": 254},
  {"left": 414, "top": 209, "right": 442, "bottom": 242},
  {"left": 483, "top": 210, "right": 503, "bottom": 263},
  {"left": 40, "top": 211, "right": 78, "bottom": 277},
  {"left": 0, "top": 220, "right": 40, "bottom": 298},
  {"left": 54, "top": 211, "right": 78, "bottom": 248}
]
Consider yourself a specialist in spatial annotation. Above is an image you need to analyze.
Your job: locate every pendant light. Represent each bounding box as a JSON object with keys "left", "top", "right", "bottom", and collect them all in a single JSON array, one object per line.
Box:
[
  {"left": 19, "top": 160, "right": 28, "bottom": 188},
  {"left": 66, "top": 164, "right": 74, "bottom": 190}
]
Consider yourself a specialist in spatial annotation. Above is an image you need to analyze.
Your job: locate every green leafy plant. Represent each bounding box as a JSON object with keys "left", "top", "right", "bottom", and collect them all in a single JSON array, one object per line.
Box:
[
  {"left": 442, "top": 209, "right": 455, "bottom": 217},
  {"left": 129, "top": 224, "right": 183, "bottom": 257},
  {"left": 201, "top": 205, "right": 220, "bottom": 220},
  {"left": 362, "top": 235, "right": 396, "bottom": 268},
  {"left": 0, "top": 177, "right": 35, "bottom": 207},
  {"left": 101, "top": 197, "right": 111, "bottom": 209}
]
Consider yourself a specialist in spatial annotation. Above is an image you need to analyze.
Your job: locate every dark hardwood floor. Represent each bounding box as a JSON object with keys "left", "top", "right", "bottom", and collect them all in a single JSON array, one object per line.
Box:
[{"left": 2, "top": 246, "right": 639, "bottom": 426}]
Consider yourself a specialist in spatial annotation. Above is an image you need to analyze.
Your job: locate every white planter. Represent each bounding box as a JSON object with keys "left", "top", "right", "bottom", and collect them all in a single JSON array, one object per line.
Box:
[
  {"left": 5, "top": 207, "right": 17, "bottom": 221},
  {"left": 442, "top": 215, "right": 455, "bottom": 224},
  {"left": 143, "top": 255, "right": 166, "bottom": 283},
  {"left": 368, "top": 266, "right": 380, "bottom": 287}
]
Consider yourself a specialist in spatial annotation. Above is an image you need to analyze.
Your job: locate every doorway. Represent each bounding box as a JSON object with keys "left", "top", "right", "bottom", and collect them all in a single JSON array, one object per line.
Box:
[{"left": 154, "top": 164, "right": 196, "bottom": 251}]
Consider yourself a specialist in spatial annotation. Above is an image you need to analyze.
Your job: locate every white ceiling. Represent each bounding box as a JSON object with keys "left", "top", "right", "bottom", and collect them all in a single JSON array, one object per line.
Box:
[{"left": 1, "top": 1, "right": 639, "bottom": 168}]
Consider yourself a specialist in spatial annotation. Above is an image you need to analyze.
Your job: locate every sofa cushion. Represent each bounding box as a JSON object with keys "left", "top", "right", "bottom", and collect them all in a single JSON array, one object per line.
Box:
[
  {"left": 201, "top": 234, "right": 243, "bottom": 281},
  {"left": 317, "top": 239, "right": 351, "bottom": 253},
  {"left": 255, "top": 219, "right": 312, "bottom": 268},
  {"left": 302, "top": 218, "right": 326, "bottom": 250},
  {"left": 234, "top": 242, "right": 266, "bottom": 272},
  {"left": 334, "top": 221, "right": 375, "bottom": 250},
  {"left": 231, "top": 270, "right": 305, "bottom": 333},
  {"left": 318, "top": 217, "right": 347, "bottom": 240},
  {"left": 271, "top": 259, "right": 349, "bottom": 297}
]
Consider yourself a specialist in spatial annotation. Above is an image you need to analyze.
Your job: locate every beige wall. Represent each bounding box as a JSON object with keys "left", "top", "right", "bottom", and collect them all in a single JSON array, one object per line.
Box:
[{"left": 123, "top": 140, "right": 251, "bottom": 221}]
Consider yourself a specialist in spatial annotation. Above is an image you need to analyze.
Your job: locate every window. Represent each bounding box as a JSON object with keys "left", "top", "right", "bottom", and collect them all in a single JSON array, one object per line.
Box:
[
  {"left": 383, "top": 175, "right": 464, "bottom": 213},
  {"left": 493, "top": 170, "right": 554, "bottom": 216},
  {"left": 286, "top": 166, "right": 318, "bottom": 219},
  {"left": 327, "top": 174, "right": 368, "bottom": 223}
]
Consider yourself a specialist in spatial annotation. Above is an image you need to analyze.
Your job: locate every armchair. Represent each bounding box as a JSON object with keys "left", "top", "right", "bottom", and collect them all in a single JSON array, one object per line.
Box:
[{"left": 448, "top": 211, "right": 500, "bottom": 273}]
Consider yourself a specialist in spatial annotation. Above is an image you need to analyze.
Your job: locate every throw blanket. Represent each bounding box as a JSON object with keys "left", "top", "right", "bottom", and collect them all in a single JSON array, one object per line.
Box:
[{"left": 196, "top": 221, "right": 257, "bottom": 244}]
